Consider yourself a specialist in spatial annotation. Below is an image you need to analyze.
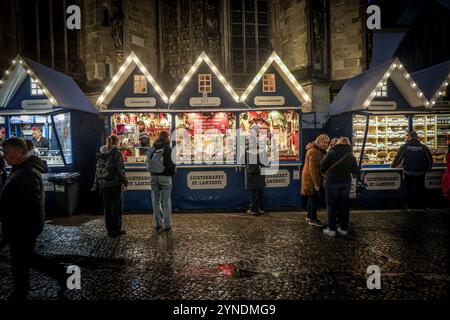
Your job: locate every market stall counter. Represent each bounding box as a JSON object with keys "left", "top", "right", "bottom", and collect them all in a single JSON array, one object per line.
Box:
[
  {"left": 327, "top": 58, "right": 449, "bottom": 207},
  {"left": 0, "top": 55, "right": 104, "bottom": 213}
]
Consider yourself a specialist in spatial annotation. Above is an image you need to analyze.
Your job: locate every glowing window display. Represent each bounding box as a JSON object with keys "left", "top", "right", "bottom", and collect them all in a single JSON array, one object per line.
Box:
[
  {"left": 8, "top": 114, "right": 73, "bottom": 166},
  {"left": 413, "top": 114, "right": 450, "bottom": 163},
  {"left": 111, "top": 113, "right": 172, "bottom": 163},
  {"left": 239, "top": 110, "right": 300, "bottom": 162},
  {"left": 175, "top": 112, "right": 237, "bottom": 164},
  {"left": 262, "top": 74, "right": 276, "bottom": 92},
  {"left": 198, "top": 74, "right": 212, "bottom": 93},
  {"left": 133, "top": 75, "right": 147, "bottom": 94},
  {"left": 353, "top": 115, "right": 409, "bottom": 165}
]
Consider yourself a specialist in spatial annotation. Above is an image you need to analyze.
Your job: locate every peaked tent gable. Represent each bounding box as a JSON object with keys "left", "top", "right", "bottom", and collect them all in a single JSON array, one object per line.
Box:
[
  {"left": 0, "top": 55, "right": 99, "bottom": 114},
  {"left": 329, "top": 58, "right": 429, "bottom": 116},
  {"left": 169, "top": 51, "right": 240, "bottom": 106},
  {"left": 412, "top": 60, "right": 450, "bottom": 106},
  {"left": 240, "top": 52, "right": 311, "bottom": 106},
  {"left": 97, "top": 52, "right": 169, "bottom": 108}
]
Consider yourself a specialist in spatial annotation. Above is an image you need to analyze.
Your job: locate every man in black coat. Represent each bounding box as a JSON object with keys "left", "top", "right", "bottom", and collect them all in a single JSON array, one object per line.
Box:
[
  {"left": 0, "top": 138, "right": 67, "bottom": 300},
  {"left": 391, "top": 130, "right": 433, "bottom": 209}
]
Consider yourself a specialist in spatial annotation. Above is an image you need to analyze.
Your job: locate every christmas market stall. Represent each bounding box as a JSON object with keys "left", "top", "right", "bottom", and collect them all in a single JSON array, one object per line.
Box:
[
  {"left": 96, "top": 52, "right": 171, "bottom": 211},
  {"left": 238, "top": 52, "right": 311, "bottom": 207},
  {"left": 167, "top": 51, "right": 244, "bottom": 210},
  {"left": 326, "top": 57, "right": 447, "bottom": 207},
  {"left": 0, "top": 55, "right": 103, "bottom": 213}
]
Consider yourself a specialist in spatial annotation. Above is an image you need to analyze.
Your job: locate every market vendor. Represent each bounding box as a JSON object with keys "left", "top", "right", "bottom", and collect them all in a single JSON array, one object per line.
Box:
[
  {"left": 31, "top": 127, "right": 49, "bottom": 149},
  {"left": 136, "top": 120, "right": 150, "bottom": 147},
  {"left": 0, "top": 127, "right": 6, "bottom": 144}
]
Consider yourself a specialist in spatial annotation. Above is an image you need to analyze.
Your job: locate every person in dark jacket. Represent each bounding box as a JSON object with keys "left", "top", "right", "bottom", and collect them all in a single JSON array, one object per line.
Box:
[
  {"left": 92, "top": 144, "right": 110, "bottom": 192},
  {"left": 97, "top": 135, "right": 128, "bottom": 237},
  {"left": 149, "top": 131, "right": 176, "bottom": 231},
  {"left": 245, "top": 124, "right": 267, "bottom": 215},
  {"left": 320, "top": 137, "right": 360, "bottom": 237},
  {"left": 391, "top": 130, "right": 433, "bottom": 209},
  {"left": 0, "top": 138, "right": 67, "bottom": 300}
]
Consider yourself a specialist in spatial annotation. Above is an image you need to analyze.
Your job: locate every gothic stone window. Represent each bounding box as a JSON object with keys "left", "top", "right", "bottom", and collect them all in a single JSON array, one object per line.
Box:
[
  {"left": 134, "top": 75, "right": 147, "bottom": 94},
  {"left": 231, "top": 0, "right": 270, "bottom": 77},
  {"left": 198, "top": 74, "right": 212, "bottom": 94},
  {"left": 262, "top": 74, "right": 275, "bottom": 92},
  {"left": 30, "top": 78, "right": 43, "bottom": 96}
]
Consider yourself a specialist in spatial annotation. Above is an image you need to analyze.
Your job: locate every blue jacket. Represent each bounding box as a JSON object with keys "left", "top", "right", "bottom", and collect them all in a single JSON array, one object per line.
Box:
[{"left": 391, "top": 139, "right": 433, "bottom": 175}]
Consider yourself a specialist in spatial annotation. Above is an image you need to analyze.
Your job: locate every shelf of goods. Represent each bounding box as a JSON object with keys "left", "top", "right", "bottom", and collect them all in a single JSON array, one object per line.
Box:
[
  {"left": 353, "top": 115, "right": 409, "bottom": 165},
  {"left": 413, "top": 114, "right": 450, "bottom": 163}
]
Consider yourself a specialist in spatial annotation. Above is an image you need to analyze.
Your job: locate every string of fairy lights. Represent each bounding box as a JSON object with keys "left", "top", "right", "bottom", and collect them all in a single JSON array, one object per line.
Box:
[
  {"left": 0, "top": 55, "right": 58, "bottom": 105},
  {"left": 362, "top": 59, "right": 430, "bottom": 108},
  {"left": 1, "top": 53, "right": 448, "bottom": 110}
]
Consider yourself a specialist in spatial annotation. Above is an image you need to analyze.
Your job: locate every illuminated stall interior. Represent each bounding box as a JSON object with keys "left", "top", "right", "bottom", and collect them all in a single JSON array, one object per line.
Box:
[
  {"left": 411, "top": 60, "right": 450, "bottom": 164},
  {"left": 239, "top": 110, "right": 300, "bottom": 161},
  {"left": 96, "top": 52, "right": 171, "bottom": 165}
]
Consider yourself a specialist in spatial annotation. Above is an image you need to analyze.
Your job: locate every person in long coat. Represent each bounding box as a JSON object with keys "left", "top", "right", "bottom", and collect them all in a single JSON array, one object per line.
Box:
[{"left": 301, "top": 134, "right": 330, "bottom": 226}]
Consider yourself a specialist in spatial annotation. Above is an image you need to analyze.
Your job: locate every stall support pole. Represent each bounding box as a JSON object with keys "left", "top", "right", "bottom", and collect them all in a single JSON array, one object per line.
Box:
[
  {"left": 359, "top": 114, "right": 370, "bottom": 170},
  {"left": 50, "top": 114, "right": 67, "bottom": 166}
]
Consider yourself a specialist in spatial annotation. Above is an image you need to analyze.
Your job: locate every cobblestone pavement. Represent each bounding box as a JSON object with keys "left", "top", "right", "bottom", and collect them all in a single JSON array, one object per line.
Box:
[{"left": 0, "top": 209, "right": 449, "bottom": 300}]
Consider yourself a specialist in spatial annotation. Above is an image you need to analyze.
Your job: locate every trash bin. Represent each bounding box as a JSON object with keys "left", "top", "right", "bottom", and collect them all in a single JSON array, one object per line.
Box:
[{"left": 48, "top": 172, "right": 80, "bottom": 216}]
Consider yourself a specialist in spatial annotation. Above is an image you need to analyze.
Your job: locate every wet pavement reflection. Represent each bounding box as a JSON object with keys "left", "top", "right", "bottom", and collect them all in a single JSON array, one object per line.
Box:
[{"left": 0, "top": 210, "right": 449, "bottom": 300}]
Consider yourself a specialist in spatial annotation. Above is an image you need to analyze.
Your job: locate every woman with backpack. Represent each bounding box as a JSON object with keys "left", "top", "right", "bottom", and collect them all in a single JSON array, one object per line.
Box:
[
  {"left": 442, "top": 144, "right": 450, "bottom": 200},
  {"left": 97, "top": 135, "right": 128, "bottom": 238},
  {"left": 301, "top": 134, "right": 330, "bottom": 226},
  {"left": 147, "top": 131, "right": 175, "bottom": 231},
  {"left": 320, "top": 137, "right": 360, "bottom": 237}
]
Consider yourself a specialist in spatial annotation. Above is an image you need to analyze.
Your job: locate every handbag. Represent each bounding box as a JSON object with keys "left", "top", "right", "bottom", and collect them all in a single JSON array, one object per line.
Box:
[{"left": 323, "top": 153, "right": 351, "bottom": 177}]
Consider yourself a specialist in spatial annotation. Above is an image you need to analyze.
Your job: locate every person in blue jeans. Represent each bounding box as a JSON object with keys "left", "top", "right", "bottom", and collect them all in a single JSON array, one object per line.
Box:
[
  {"left": 320, "top": 137, "right": 360, "bottom": 237},
  {"left": 149, "top": 131, "right": 176, "bottom": 231}
]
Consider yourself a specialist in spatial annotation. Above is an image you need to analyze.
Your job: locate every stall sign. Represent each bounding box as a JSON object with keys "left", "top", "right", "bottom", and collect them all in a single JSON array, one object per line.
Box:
[
  {"left": 265, "top": 169, "right": 290, "bottom": 188},
  {"left": 42, "top": 174, "right": 55, "bottom": 192},
  {"left": 125, "top": 172, "right": 151, "bottom": 190},
  {"left": 189, "top": 97, "right": 221, "bottom": 107},
  {"left": 363, "top": 172, "right": 401, "bottom": 190},
  {"left": 368, "top": 101, "right": 397, "bottom": 111},
  {"left": 21, "top": 100, "right": 53, "bottom": 110},
  {"left": 187, "top": 171, "right": 227, "bottom": 190},
  {"left": 254, "top": 96, "right": 285, "bottom": 106},
  {"left": 425, "top": 171, "right": 444, "bottom": 189},
  {"left": 124, "top": 97, "right": 156, "bottom": 107}
]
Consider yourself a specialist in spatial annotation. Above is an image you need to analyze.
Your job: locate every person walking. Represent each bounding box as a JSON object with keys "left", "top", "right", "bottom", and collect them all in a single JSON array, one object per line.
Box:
[
  {"left": 97, "top": 135, "right": 128, "bottom": 237},
  {"left": 301, "top": 134, "right": 330, "bottom": 226},
  {"left": 147, "top": 131, "right": 176, "bottom": 231},
  {"left": 0, "top": 138, "right": 67, "bottom": 300},
  {"left": 245, "top": 124, "right": 267, "bottom": 216},
  {"left": 441, "top": 144, "right": 450, "bottom": 200},
  {"left": 391, "top": 130, "right": 433, "bottom": 209},
  {"left": 320, "top": 137, "right": 360, "bottom": 237}
]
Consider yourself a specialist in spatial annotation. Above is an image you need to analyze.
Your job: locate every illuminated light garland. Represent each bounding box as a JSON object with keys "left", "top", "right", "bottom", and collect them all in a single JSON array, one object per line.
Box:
[
  {"left": 169, "top": 51, "right": 240, "bottom": 104},
  {"left": 97, "top": 52, "right": 169, "bottom": 106},
  {"left": 240, "top": 51, "right": 311, "bottom": 104},
  {"left": 0, "top": 55, "right": 59, "bottom": 106},
  {"left": 362, "top": 59, "right": 430, "bottom": 109}
]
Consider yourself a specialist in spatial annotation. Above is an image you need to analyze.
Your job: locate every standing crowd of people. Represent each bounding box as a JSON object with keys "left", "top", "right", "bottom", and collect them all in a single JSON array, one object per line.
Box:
[{"left": 0, "top": 127, "right": 449, "bottom": 299}]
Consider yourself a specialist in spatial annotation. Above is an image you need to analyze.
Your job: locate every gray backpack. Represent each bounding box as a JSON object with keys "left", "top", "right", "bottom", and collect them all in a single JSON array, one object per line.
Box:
[{"left": 146, "top": 147, "right": 165, "bottom": 174}]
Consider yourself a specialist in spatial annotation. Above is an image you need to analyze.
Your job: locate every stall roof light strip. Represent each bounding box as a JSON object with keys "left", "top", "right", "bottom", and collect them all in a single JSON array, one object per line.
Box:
[
  {"left": 0, "top": 55, "right": 58, "bottom": 106},
  {"left": 240, "top": 52, "right": 311, "bottom": 104},
  {"left": 362, "top": 58, "right": 430, "bottom": 108},
  {"left": 430, "top": 74, "right": 450, "bottom": 106},
  {"left": 169, "top": 52, "right": 240, "bottom": 104},
  {"left": 97, "top": 52, "right": 169, "bottom": 106}
]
